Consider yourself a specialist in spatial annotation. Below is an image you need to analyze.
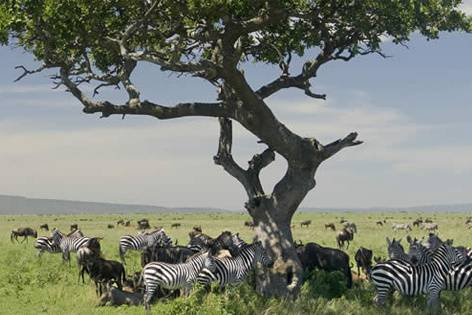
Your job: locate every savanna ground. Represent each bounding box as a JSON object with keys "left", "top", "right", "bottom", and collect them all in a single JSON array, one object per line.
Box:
[{"left": 2, "top": 211, "right": 472, "bottom": 315}]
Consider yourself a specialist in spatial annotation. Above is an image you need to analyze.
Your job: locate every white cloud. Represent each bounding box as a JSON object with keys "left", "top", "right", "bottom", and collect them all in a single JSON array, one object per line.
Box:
[{"left": 460, "top": 0, "right": 472, "bottom": 14}]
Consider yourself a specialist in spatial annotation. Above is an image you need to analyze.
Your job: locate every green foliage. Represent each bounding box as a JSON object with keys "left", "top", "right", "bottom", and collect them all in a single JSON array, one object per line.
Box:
[
  {"left": 0, "top": 0, "right": 470, "bottom": 72},
  {"left": 301, "top": 269, "right": 348, "bottom": 299}
]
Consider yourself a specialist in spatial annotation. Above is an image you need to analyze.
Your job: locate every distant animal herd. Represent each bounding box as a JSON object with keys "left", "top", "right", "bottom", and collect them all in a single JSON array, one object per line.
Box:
[{"left": 9, "top": 215, "right": 472, "bottom": 313}]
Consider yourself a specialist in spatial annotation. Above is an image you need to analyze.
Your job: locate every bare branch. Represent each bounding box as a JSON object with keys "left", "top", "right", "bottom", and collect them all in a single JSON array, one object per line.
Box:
[
  {"left": 14, "top": 65, "right": 51, "bottom": 82},
  {"left": 321, "top": 132, "right": 363, "bottom": 160}
]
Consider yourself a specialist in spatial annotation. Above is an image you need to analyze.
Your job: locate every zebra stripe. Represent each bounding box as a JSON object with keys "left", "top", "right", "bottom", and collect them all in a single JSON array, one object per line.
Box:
[
  {"left": 197, "top": 241, "right": 273, "bottom": 288},
  {"left": 34, "top": 236, "right": 61, "bottom": 256},
  {"left": 119, "top": 229, "right": 172, "bottom": 262},
  {"left": 386, "top": 237, "right": 410, "bottom": 261},
  {"left": 142, "top": 251, "right": 216, "bottom": 311},
  {"left": 371, "top": 243, "right": 463, "bottom": 312},
  {"left": 51, "top": 229, "right": 90, "bottom": 262}
]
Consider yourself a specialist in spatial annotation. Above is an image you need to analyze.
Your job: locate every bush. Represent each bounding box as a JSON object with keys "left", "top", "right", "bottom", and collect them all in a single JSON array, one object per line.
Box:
[{"left": 301, "top": 270, "right": 348, "bottom": 299}]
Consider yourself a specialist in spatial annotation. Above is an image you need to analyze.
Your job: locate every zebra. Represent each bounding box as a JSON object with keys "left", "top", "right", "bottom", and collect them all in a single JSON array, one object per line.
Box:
[
  {"left": 119, "top": 228, "right": 172, "bottom": 263},
  {"left": 406, "top": 236, "right": 433, "bottom": 265},
  {"left": 371, "top": 242, "right": 463, "bottom": 313},
  {"left": 51, "top": 228, "right": 91, "bottom": 263},
  {"left": 34, "top": 236, "right": 61, "bottom": 257},
  {"left": 142, "top": 251, "right": 216, "bottom": 311},
  {"left": 196, "top": 241, "right": 273, "bottom": 290},
  {"left": 391, "top": 223, "right": 412, "bottom": 232},
  {"left": 386, "top": 237, "right": 410, "bottom": 261}
]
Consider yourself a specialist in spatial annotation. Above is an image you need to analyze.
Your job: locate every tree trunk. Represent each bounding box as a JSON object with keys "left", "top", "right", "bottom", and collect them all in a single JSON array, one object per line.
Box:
[{"left": 252, "top": 201, "right": 303, "bottom": 298}]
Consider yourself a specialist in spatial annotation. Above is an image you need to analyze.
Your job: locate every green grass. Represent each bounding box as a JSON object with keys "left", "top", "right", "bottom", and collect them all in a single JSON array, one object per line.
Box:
[{"left": 2, "top": 211, "right": 472, "bottom": 314}]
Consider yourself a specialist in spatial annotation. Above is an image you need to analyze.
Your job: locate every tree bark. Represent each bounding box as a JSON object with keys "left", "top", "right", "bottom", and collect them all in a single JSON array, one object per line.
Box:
[{"left": 251, "top": 199, "right": 303, "bottom": 298}]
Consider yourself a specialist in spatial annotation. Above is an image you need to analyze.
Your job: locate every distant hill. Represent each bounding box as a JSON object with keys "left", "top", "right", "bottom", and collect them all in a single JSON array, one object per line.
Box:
[
  {"left": 301, "top": 203, "right": 472, "bottom": 213},
  {"left": 0, "top": 194, "right": 230, "bottom": 215}
]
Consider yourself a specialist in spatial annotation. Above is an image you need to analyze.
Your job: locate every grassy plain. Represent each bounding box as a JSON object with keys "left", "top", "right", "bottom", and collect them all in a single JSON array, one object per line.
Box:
[{"left": 1, "top": 211, "right": 472, "bottom": 315}]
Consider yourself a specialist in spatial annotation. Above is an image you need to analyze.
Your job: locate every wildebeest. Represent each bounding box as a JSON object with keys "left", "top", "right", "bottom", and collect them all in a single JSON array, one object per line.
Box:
[
  {"left": 70, "top": 224, "right": 78, "bottom": 231},
  {"left": 137, "top": 219, "right": 150, "bottom": 230},
  {"left": 354, "top": 247, "right": 373, "bottom": 278},
  {"left": 85, "top": 256, "right": 126, "bottom": 296},
  {"left": 425, "top": 218, "right": 433, "bottom": 223},
  {"left": 324, "top": 223, "right": 336, "bottom": 231},
  {"left": 336, "top": 228, "right": 354, "bottom": 249},
  {"left": 117, "top": 219, "right": 125, "bottom": 226},
  {"left": 466, "top": 217, "right": 472, "bottom": 225},
  {"left": 420, "top": 222, "right": 438, "bottom": 232},
  {"left": 376, "top": 221, "right": 383, "bottom": 227},
  {"left": 141, "top": 244, "right": 195, "bottom": 267},
  {"left": 300, "top": 220, "right": 312, "bottom": 228},
  {"left": 10, "top": 227, "right": 37, "bottom": 243},
  {"left": 40, "top": 224, "right": 49, "bottom": 231},
  {"left": 244, "top": 221, "right": 255, "bottom": 229},
  {"left": 107, "top": 224, "right": 114, "bottom": 229},
  {"left": 391, "top": 223, "right": 412, "bottom": 232},
  {"left": 342, "top": 222, "right": 357, "bottom": 233},
  {"left": 171, "top": 223, "right": 181, "bottom": 228},
  {"left": 412, "top": 218, "right": 423, "bottom": 227},
  {"left": 192, "top": 226, "right": 202, "bottom": 233},
  {"left": 296, "top": 242, "right": 352, "bottom": 288},
  {"left": 124, "top": 220, "right": 131, "bottom": 227},
  {"left": 339, "top": 218, "right": 348, "bottom": 224}
]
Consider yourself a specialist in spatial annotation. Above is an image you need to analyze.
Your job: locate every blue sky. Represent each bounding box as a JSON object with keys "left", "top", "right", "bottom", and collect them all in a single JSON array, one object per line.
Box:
[{"left": 1, "top": 6, "right": 472, "bottom": 210}]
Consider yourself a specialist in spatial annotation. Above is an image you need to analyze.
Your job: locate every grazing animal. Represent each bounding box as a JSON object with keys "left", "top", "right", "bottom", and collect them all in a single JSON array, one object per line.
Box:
[
  {"left": 371, "top": 242, "right": 463, "bottom": 313},
  {"left": 296, "top": 242, "right": 352, "bottom": 288},
  {"left": 412, "top": 218, "right": 423, "bottom": 227},
  {"left": 406, "top": 236, "right": 433, "bottom": 265},
  {"left": 107, "top": 224, "right": 114, "bottom": 229},
  {"left": 324, "top": 223, "right": 336, "bottom": 231},
  {"left": 339, "top": 219, "right": 348, "bottom": 224},
  {"left": 34, "top": 236, "right": 61, "bottom": 256},
  {"left": 465, "top": 217, "right": 472, "bottom": 225},
  {"left": 386, "top": 237, "right": 409, "bottom": 261},
  {"left": 117, "top": 219, "right": 125, "bottom": 226},
  {"left": 355, "top": 247, "right": 373, "bottom": 278},
  {"left": 244, "top": 221, "right": 255, "bottom": 229},
  {"left": 391, "top": 223, "right": 412, "bottom": 232},
  {"left": 51, "top": 228, "right": 91, "bottom": 263},
  {"left": 425, "top": 218, "right": 433, "bottom": 223},
  {"left": 67, "top": 229, "right": 84, "bottom": 238},
  {"left": 85, "top": 256, "right": 127, "bottom": 296},
  {"left": 336, "top": 228, "right": 354, "bottom": 249},
  {"left": 39, "top": 224, "right": 49, "bottom": 231},
  {"left": 192, "top": 226, "right": 202, "bottom": 233},
  {"left": 142, "top": 245, "right": 196, "bottom": 266},
  {"left": 300, "top": 220, "right": 312, "bottom": 228},
  {"left": 424, "top": 233, "right": 443, "bottom": 251},
  {"left": 10, "top": 227, "right": 37, "bottom": 243},
  {"left": 124, "top": 221, "right": 131, "bottom": 227},
  {"left": 119, "top": 228, "right": 172, "bottom": 263},
  {"left": 142, "top": 251, "right": 216, "bottom": 311},
  {"left": 98, "top": 285, "right": 143, "bottom": 307},
  {"left": 137, "top": 219, "right": 150, "bottom": 230},
  {"left": 376, "top": 221, "right": 383, "bottom": 227},
  {"left": 70, "top": 224, "right": 78, "bottom": 231},
  {"left": 421, "top": 223, "right": 439, "bottom": 232},
  {"left": 342, "top": 222, "right": 357, "bottom": 233},
  {"left": 197, "top": 241, "right": 273, "bottom": 290},
  {"left": 171, "top": 223, "right": 181, "bottom": 228}
]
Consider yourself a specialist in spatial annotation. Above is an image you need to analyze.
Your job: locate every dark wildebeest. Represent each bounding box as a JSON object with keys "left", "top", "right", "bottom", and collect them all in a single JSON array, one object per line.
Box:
[
  {"left": 339, "top": 218, "right": 348, "bottom": 224},
  {"left": 193, "top": 226, "right": 203, "bottom": 233},
  {"left": 300, "top": 220, "right": 312, "bottom": 228},
  {"left": 85, "top": 256, "right": 126, "bottom": 296},
  {"left": 70, "top": 224, "right": 78, "bottom": 231},
  {"left": 107, "top": 224, "right": 114, "bottom": 229},
  {"left": 117, "top": 219, "right": 125, "bottom": 226},
  {"left": 296, "top": 242, "right": 352, "bottom": 288},
  {"left": 11, "top": 227, "right": 37, "bottom": 243},
  {"left": 376, "top": 221, "right": 383, "bottom": 227},
  {"left": 124, "top": 220, "right": 131, "bottom": 227},
  {"left": 343, "top": 222, "right": 357, "bottom": 233},
  {"left": 171, "top": 223, "right": 181, "bottom": 228},
  {"left": 425, "top": 218, "right": 433, "bottom": 223},
  {"left": 40, "top": 224, "right": 49, "bottom": 231},
  {"left": 412, "top": 218, "right": 423, "bottom": 227},
  {"left": 354, "top": 247, "right": 373, "bottom": 278},
  {"left": 336, "top": 228, "right": 354, "bottom": 249},
  {"left": 137, "top": 219, "right": 150, "bottom": 230},
  {"left": 325, "top": 223, "right": 336, "bottom": 231},
  {"left": 466, "top": 217, "right": 472, "bottom": 225}
]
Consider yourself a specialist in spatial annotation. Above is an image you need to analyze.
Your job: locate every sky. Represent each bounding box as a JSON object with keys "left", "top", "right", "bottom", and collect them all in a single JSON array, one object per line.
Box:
[{"left": 1, "top": 5, "right": 472, "bottom": 210}]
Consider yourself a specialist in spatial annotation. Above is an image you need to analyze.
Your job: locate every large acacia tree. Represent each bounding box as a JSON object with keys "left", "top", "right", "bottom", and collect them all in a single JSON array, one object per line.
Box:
[{"left": 1, "top": 0, "right": 470, "bottom": 297}]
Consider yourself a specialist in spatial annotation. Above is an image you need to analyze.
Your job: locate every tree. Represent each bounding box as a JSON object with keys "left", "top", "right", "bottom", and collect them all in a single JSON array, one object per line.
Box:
[{"left": 1, "top": 0, "right": 470, "bottom": 297}]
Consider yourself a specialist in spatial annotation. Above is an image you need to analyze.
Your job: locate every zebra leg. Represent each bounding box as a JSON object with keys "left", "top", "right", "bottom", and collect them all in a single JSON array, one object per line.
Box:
[
  {"left": 426, "top": 290, "right": 441, "bottom": 315},
  {"left": 144, "top": 284, "right": 158, "bottom": 312},
  {"left": 373, "top": 287, "right": 390, "bottom": 306}
]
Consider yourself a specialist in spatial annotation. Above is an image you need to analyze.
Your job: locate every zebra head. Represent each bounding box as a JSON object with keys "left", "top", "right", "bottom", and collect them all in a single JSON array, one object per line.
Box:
[
  {"left": 407, "top": 236, "right": 431, "bottom": 265},
  {"left": 51, "top": 228, "right": 64, "bottom": 245},
  {"left": 433, "top": 240, "right": 464, "bottom": 268},
  {"left": 253, "top": 241, "right": 274, "bottom": 268},
  {"left": 203, "top": 251, "right": 217, "bottom": 272},
  {"left": 386, "top": 237, "right": 406, "bottom": 260}
]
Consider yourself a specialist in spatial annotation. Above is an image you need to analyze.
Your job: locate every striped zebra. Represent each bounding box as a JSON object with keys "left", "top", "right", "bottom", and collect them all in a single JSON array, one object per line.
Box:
[
  {"left": 197, "top": 240, "right": 273, "bottom": 290},
  {"left": 119, "top": 228, "right": 172, "bottom": 263},
  {"left": 371, "top": 242, "right": 463, "bottom": 313},
  {"left": 51, "top": 228, "right": 91, "bottom": 263},
  {"left": 142, "top": 251, "right": 216, "bottom": 311},
  {"left": 386, "top": 237, "right": 410, "bottom": 261},
  {"left": 34, "top": 236, "right": 61, "bottom": 257}
]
